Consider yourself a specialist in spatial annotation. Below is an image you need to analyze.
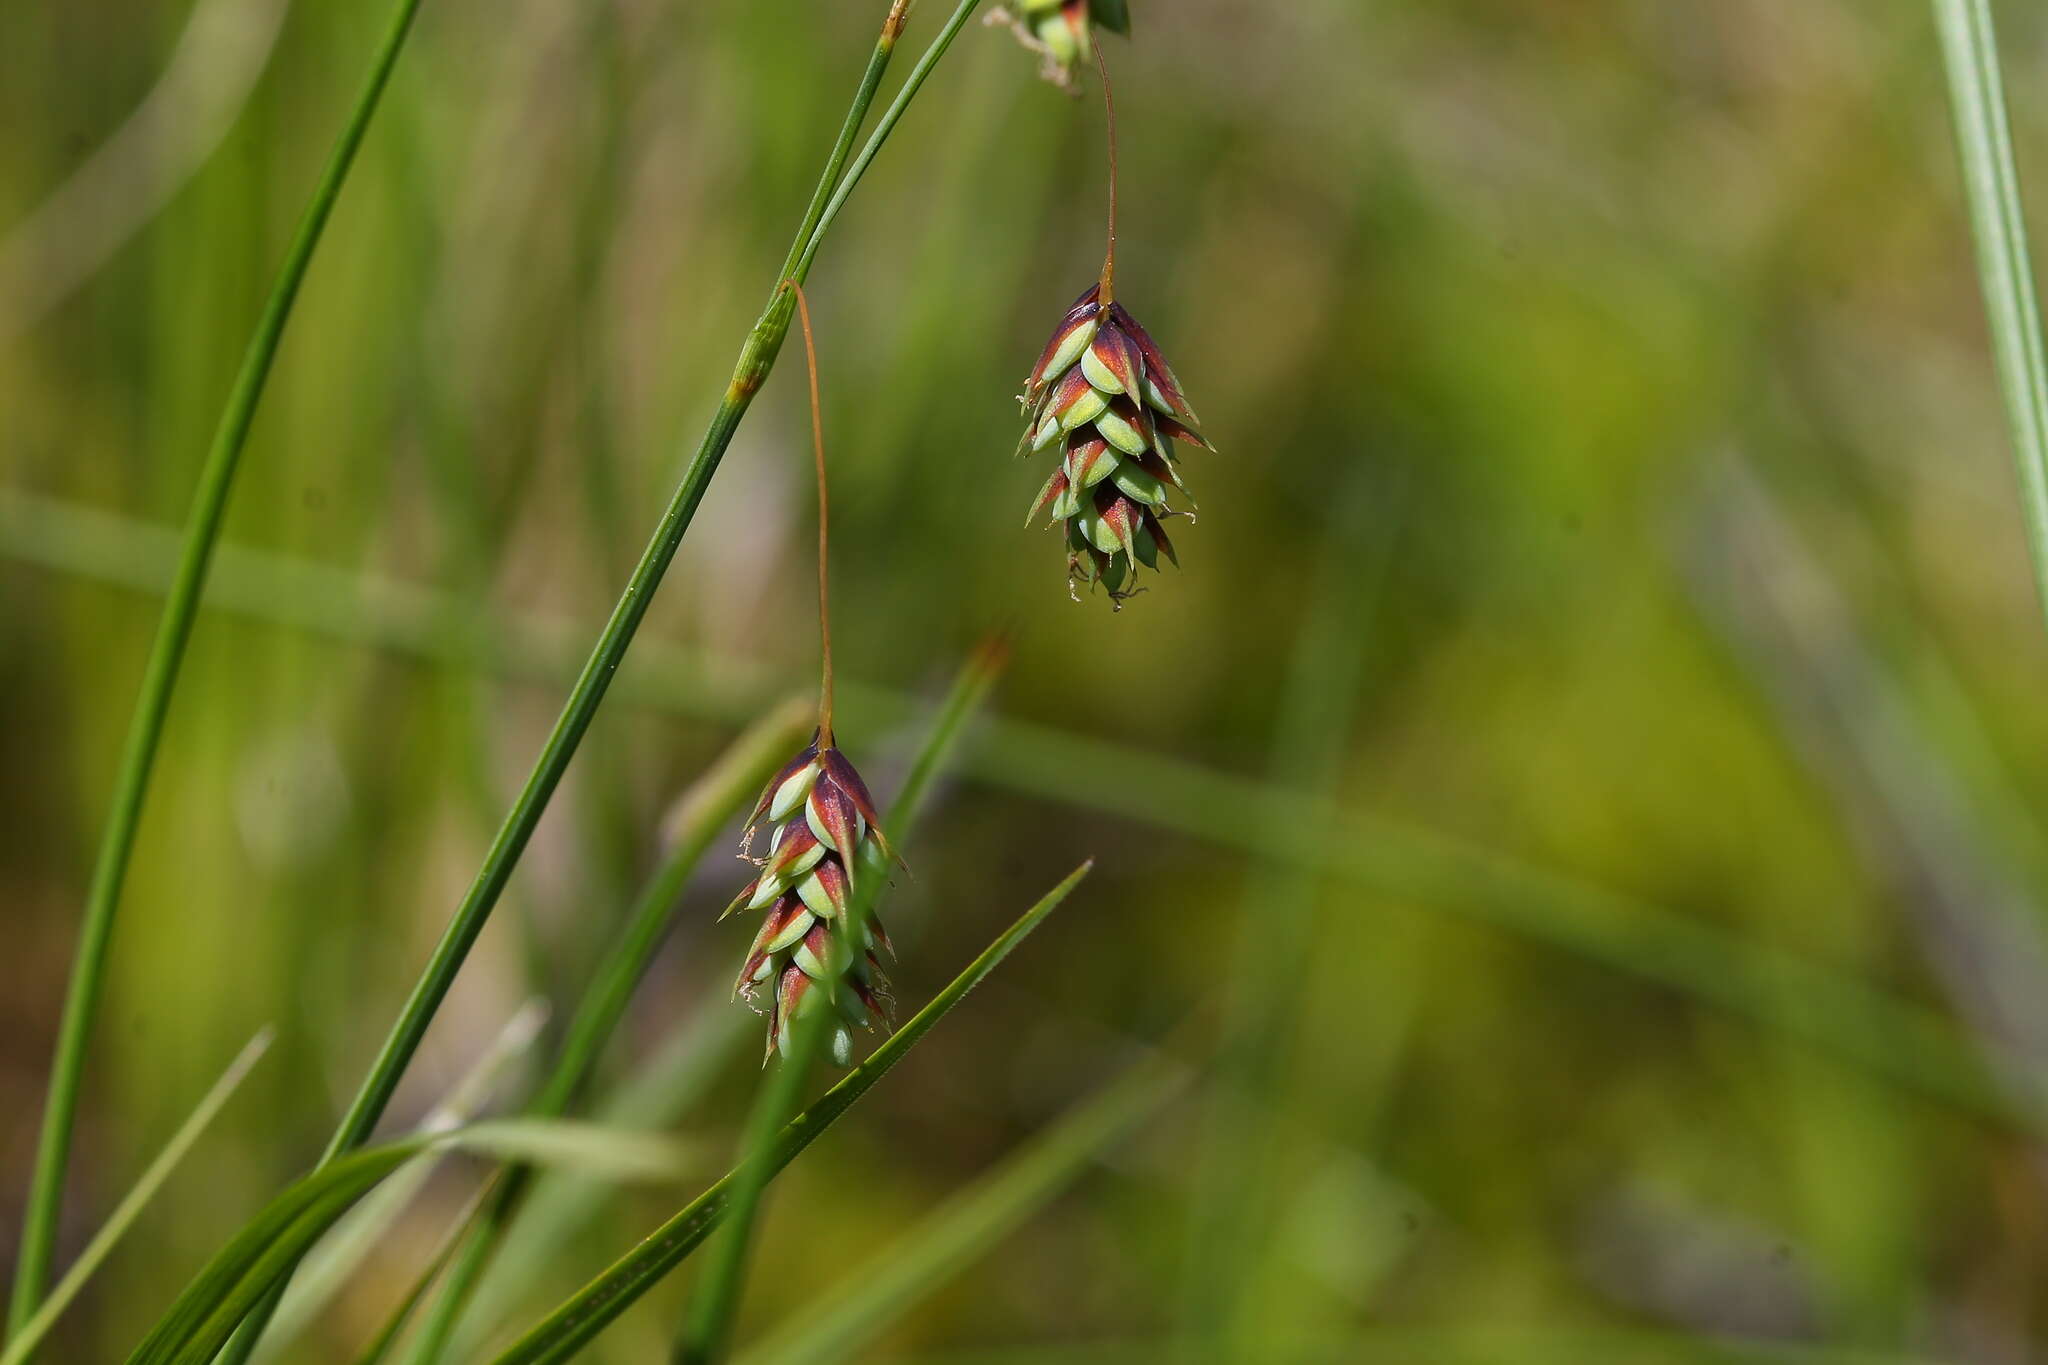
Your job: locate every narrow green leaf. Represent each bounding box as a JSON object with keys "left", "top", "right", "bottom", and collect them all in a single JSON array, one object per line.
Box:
[
  {"left": 6, "top": 0, "right": 427, "bottom": 1340},
  {"left": 487, "top": 863, "right": 1094, "bottom": 1365},
  {"left": 0, "top": 1030, "right": 272, "bottom": 1365},
  {"left": 123, "top": 1122, "right": 697, "bottom": 1365},
  {"left": 1932, "top": 0, "right": 2048, "bottom": 623},
  {"left": 734, "top": 1054, "right": 1185, "bottom": 1365}
]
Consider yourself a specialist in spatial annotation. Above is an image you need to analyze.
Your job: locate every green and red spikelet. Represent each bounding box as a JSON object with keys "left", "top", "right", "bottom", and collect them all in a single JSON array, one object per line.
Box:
[
  {"left": 1019, "top": 282, "right": 1209, "bottom": 602},
  {"left": 1003, "top": 0, "right": 1131, "bottom": 89},
  {"left": 725, "top": 735, "right": 897, "bottom": 1065}
]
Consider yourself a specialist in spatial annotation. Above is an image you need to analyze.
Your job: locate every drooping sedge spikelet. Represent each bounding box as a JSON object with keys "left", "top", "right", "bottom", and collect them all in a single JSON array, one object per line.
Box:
[
  {"left": 1019, "top": 283, "right": 1210, "bottom": 603},
  {"left": 997, "top": 0, "right": 1130, "bottom": 90},
  {"left": 726, "top": 734, "right": 897, "bottom": 1065}
]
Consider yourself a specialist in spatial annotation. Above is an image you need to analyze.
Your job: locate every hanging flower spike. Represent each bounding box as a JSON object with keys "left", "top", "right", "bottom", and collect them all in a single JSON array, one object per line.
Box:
[
  {"left": 996, "top": 0, "right": 1131, "bottom": 91},
  {"left": 728, "top": 734, "right": 898, "bottom": 1066},
  {"left": 1019, "top": 284, "right": 1208, "bottom": 604}
]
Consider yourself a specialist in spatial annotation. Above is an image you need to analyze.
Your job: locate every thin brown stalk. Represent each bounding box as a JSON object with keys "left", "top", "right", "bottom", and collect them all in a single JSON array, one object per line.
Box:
[
  {"left": 1095, "top": 43, "right": 1120, "bottom": 304},
  {"left": 787, "top": 278, "right": 835, "bottom": 745}
]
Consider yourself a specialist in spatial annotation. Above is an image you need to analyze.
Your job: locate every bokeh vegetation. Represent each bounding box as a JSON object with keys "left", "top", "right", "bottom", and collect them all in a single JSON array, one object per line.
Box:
[{"left": 6, "top": 0, "right": 2048, "bottom": 1359}]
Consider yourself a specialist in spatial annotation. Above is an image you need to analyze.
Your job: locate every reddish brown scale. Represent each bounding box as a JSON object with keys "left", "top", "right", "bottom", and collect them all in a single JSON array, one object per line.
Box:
[
  {"left": 1089, "top": 322, "right": 1144, "bottom": 396},
  {"left": 738, "top": 893, "right": 810, "bottom": 997},
  {"left": 1142, "top": 508, "right": 1180, "bottom": 566},
  {"left": 806, "top": 858, "right": 850, "bottom": 915},
  {"left": 850, "top": 976, "right": 889, "bottom": 1024},
  {"left": 720, "top": 877, "right": 759, "bottom": 922},
  {"left": 762, "top": 821, "right": 822, "bottom": 883},
  {"left": 1046, "top": 368, "right": 1096, "bottom": 424},
  {"left": 806, "top": 779, "right": 862, "bottom": 860},
  {"left": 1154, "top": 413, "right": 1208, "bottom": 450},
  {"left": 819, "top": 750, "right": 877, "bottom": 819},
  {"left": 742, "top": 740, "right": 820, "bottom": 833},
  {"left": 1028, "top": 302, "right": 1102, "bottom": 397},
  {"left": 799, "top": 920, "right": 835, "bottom": 973},
  {"left": 1030, "top": 468, "right": 1072, "bottom": 522},
  {"left": 1100, "top": 393, "right": 1157, "bottom": 447},
  {"left": 1099, "top": 492, "right": 1140, "bottom": 561},
  {"left": 1110, "top": 302, "right": 1200, "bottom": 426},
  {"left": 1129, "top": 447, "right": 1188, "bottom": 492},
  {"left": 1065, "top": 438, "right": 1115, "bottom": 488}
]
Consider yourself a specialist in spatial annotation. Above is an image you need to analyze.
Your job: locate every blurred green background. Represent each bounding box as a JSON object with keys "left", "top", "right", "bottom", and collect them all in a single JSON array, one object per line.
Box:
[{"left": 8, "top": 0, "right": 2048, "bottom": 1359}]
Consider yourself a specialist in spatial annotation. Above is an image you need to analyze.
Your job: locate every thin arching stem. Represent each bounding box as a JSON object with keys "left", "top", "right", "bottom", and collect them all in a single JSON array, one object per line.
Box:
[
  {"left": 787, "top": 279, "right": 835, "bottom": 745},
  {"left": 1095, "top": 42, "right": 1119, "bottom": 305}
]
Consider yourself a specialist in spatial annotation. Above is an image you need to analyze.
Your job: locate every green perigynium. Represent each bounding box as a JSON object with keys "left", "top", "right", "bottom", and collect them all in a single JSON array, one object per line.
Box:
[
  {"left": 726, "top": 736, "right": 896, "bottom": 1065},
  {"left": 1019, "top": 283, "right": 1209, "bottom": 603}
]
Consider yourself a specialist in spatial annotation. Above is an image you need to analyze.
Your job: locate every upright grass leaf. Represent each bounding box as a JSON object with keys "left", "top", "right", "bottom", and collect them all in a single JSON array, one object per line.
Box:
[
  {"left": 732, "top": 1054, "right": 1187, "bottom": 1365},
  {"left": 124, "top": 1121, "right": 697, "bottom": 1365},
  {"left": 6, "top": 0, "right": 427, "bottom": 1338},
  {"left": 486, "top": 863, "right": 1095, "bottom": 1365},
  {"left": 5, "top": 490, "right": 2040, "bottom": 1136},
  {"left": 1931, "top": 0, "right": 2048, "bottom": 623},
  {"left": 217, "top": 2, "right": 988, "bottom": 1357},
  {"left": 0, "top": 1030, "right": 273, "bottom": 1365}
]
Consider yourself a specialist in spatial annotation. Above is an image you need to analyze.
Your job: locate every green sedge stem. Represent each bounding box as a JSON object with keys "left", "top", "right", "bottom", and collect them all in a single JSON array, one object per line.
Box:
[
  {"left": 213, "top": 3, "right": 971, "bottom": 1358},
  {"left": 1931, "top": 0, "right": 2048, "bottom": 628},
  {"left": 792, "top": 0, "right": 988, "bottom": 281},
  {"left": 6, "top": 0, "right": 424, "bottom": 1344}
]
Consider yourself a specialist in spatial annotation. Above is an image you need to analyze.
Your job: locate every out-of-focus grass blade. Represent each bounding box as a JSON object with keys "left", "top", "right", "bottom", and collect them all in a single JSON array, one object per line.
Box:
[
  {"left": 880, "top": 1333, "right": 1952, "bottom": 1365},
  {"left": 5, "top": 493, "right": 2037, "bottom": 1134},
  {"left": 0, "top": 1029, "right": 272, "bottom": 1365},
  {"left": 345, "top": 1187, "right": 492, "bottom": 1365},
  {"left": 1931, "top": 0, "right": 2048, "bottom": 620},
  {"left": 1180, "top": 470, "right": 1390, "bottom": 1352},
  {"left": 122, "top": 1121, "right": 697, "bottom": 1365},
  {"left": 6, "top": 0, "right": 427, "bottom": 1336},
  {"left": 485, "top": 862, "right": 1094, "bottom": 1365},
  {"left": 253, "top": 1002, "right": 550, "bottom": 1361},
  {"left": 452, "top": 1003, "right": 750, "bottom": 1355},
  {"left": 733, "top": 1054, "right": 1186, "bottom": 1365}
]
